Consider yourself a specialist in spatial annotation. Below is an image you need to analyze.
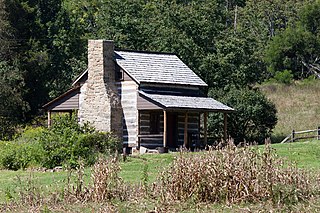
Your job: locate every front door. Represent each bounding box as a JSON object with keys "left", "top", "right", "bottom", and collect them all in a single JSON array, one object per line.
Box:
[{"left": 167, "top": 112, "right": 178, "bottom": 148}]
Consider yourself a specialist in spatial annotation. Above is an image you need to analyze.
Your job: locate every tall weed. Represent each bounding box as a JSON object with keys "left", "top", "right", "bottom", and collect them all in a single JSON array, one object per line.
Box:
[{"left": 156, "top": 141, "right": 318, "bottom": 204}]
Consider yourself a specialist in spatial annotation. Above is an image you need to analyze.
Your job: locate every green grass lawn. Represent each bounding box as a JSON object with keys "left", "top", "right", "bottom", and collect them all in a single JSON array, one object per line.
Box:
[
  {"left": 0, "top": 140, "right": 319, "bottom": 203},
  {"left": 120, "top": 153, "right": 175, "bottom": 183},
  {"left": 271, "top": 140, "right": 320, "bottom": 169},
  {"left": 0, "top": 169, "right": 69, "bottom": 203}
]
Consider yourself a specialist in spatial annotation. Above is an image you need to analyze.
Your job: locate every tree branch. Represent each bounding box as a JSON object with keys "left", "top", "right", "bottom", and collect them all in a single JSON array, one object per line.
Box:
[{"left": 301, "top": 61, "right": 320, "bottom": 79}]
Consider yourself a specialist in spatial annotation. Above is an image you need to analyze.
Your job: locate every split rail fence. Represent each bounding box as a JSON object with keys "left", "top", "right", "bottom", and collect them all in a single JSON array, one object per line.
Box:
[{"left": 281, "top": 127, "right": 320, "bottom": 143}]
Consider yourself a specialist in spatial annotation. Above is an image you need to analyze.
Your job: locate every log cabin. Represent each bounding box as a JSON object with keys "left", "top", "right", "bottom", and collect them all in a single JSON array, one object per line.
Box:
[{"left": 43, "top": 40, "right": 234, "bottom": 152}]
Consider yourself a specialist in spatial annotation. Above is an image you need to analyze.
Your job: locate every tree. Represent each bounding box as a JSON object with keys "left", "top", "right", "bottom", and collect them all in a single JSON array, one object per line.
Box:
[
  {"left": 265, "top": 1, "right": 320, "bottom": 79},
  {"left": 2, "top": 0, "right": 87, "bottom": 118},
  {"left": 0, "top": 0, "right": 14, "bottom": 61},
  {"left": 0, "top": 62, "right": 27, "bottom": 139},
  {"left": 208, "top": 88, "right": 277, "bottom": 144},
  {"left": 201, "top": 31, "right": 267, "bottom": 89}
]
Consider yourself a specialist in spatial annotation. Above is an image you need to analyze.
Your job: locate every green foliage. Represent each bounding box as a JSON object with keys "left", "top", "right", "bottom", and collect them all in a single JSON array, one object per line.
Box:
[
  {"left": 0, "top": 114, "right": 119, "bottom": 170},
  {"left": 0, "top": 0, "right": 14, "bottom": 61},
  {"left": 40, "top": 114, "right": 120, "bottom": 169},
  {"left": 265, "top": 1, "right": 320, "bottom": 80},
  {"left": 0, "top": 0, "right": 315, "bottom": 143},
  {"left": 208, "top": 88, "right": 277, "bottom": 144},
  {"left": 269, "top": 70, "right": 294, "bottom": 84},
  {"left": 0, "top": 62, "right": 27, "bottom": 140},
  {"left": 0, "top": 127, "right": 44, "bottom": 170},
  {"left": 202, "top": 31, "right": 267, "bottom": 89}
]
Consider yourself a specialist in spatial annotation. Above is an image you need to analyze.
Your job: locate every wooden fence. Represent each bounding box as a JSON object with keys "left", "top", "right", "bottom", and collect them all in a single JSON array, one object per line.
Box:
[{"left": 281, "top": 127, "right": 320, "bottom": 143}]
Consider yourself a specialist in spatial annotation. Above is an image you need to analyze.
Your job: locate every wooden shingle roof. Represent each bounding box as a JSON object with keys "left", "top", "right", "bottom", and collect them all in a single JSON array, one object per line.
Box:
[
  {"left": 139, "top": 91, "right": 234, "bottom": 112},
  {"left": 115, "top": 51, "right": 207, "bottom": 86}
]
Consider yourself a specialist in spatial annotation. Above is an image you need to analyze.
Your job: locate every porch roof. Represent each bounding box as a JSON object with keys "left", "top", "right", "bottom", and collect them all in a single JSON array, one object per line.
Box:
[{"left": 139, "top": 91, "right": 234, "bottom": 112}]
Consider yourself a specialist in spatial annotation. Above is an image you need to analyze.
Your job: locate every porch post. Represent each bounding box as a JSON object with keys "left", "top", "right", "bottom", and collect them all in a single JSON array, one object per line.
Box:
[
  {"left": 223, "top": 113, "right": 227, "bottom": 141},
  {"left": 137, "top": 111, "right": 141, "bottom": 148},
  {"left": 47, "top": 111, "right": 52, "bottom": 127},
  {"left": 163, "top": 110, "right": 167, "bottom": 147},
  {"left": 204, "top": 112, "right": 208, "bottom": 146},
  {"left": 184, "top": 111, "right": 188, "bottom": 147}
]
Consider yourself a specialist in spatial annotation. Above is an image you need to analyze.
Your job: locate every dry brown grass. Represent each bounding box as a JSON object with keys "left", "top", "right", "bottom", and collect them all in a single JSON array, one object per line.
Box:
[
  {"left": 63, "top": 156, "right": 144, "bottom": 204},
  {"left": 1, "top": 143, "right": 320, "bottom": 212},
  {"left": 260, "top": 80, "right": 320, "bottom": 139},
  {"left": 155, "top": 141, "right": 319, "bottom": 205}
]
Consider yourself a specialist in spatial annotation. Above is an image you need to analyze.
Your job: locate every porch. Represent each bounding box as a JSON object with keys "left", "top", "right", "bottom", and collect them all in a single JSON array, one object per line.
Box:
[
  {"left": 137, "top": 91, "right": 234, "bottom": 150},
  {"left": 137, "top": 110, "right": 229, "bottom": 150}
]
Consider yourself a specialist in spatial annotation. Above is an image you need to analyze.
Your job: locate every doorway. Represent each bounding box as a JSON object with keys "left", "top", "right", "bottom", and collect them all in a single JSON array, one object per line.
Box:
[{"left": 166, "top": 112, "right": 178, "bottom": 148}]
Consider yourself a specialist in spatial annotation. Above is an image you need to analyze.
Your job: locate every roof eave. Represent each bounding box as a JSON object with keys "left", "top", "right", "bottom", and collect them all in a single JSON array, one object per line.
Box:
[
  {"left": 139, "top": 80, "right": 207, "bottom": 87},
  {"left": 72, "top": 69, "right": 88, "bottom": 86},
  {"left": 164, "top": 107, "right": 234, "bottom": 112},
  {"left": 43, "top": 86, "right": 81, "bottom": 110}
]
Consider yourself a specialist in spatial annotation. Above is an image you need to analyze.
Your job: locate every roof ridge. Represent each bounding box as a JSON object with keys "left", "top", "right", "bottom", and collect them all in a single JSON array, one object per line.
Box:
[{"left": 115, "top": 49, "right": 175, "bottom": 55}]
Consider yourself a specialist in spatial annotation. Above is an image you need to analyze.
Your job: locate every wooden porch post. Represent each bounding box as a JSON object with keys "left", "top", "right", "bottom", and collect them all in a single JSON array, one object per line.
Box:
[
  {"left": 223, "top": 113, "right": 227, "bottom": 141},
  {"left": 137, "top": 111, "right": 141, "bottom": 148},
  {"left": 47, "top": 111, "right": 52, "bottom": 127},
  {"left": 184, "top": 112, "right": 188, "bottom": 147},
  {"left": 163, "top": 110, "right": 167, "bottom": 147},
  {"left": 204, "top": 112, "right": 208, "bottom": 146}
]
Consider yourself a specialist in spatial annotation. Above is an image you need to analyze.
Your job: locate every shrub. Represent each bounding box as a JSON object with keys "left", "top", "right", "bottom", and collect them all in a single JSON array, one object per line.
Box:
[
  {"left": 0, "top": 114, "right": 120, "bottom": 170},
  {"left": 0, "top": 140, "right": 43, "bottom": 170},
  {"left": 0, "top": 127, "right": 45, "bottom": 170},
  {"left": 208, "top": 88, "right": 277, "bottom": 144},
  {"left": 76, "top": 132, "right": 121, "bottom": 165},
  {"left": 271, "top": 70, "right": 294, "bottom": 84},
  {"left": 40, "top": 114, "right": 120, "bottom": 169},
  {"left": 156, "top": 142, "right": 318, "bottom": 205},
  {"left": 0, "top": 118, "right": 16, "bottom": 141}
]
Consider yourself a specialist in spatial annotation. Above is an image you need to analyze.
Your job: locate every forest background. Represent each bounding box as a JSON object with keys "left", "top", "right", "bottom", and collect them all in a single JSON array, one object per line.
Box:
[{"left": 1, "top": 0, "right": 319, "bottom": 143}]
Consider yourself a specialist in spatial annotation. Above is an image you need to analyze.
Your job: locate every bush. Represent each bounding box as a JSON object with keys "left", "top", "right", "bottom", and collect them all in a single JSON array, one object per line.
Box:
[
  {"left": 156, "top": 142, "right": 317, "bottom": 204},
  {"left": 0, "top": 127, "right": 44, "bottom": 170},
  {"left": 40, "top": 114, "right": 120, "bottom": 169},
  {"left": 77, "top": 132, "right": 121, "bottom": 165},
  {"left": 208, "top": 88, "right": 277, "bottom": 144},
  {"left": 269, "top": 70, "right": 294, "bottom": 84},
  {"left": 0, "top": 114, "right": 120, "bottom": 170}
]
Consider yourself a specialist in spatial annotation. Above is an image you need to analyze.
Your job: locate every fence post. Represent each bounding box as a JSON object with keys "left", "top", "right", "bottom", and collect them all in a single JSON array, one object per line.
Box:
[
  {"left": 291, "top": 130, "right": 295, "bottom": 142},
  {"left": 318, "top": 127, "right": 320, "bottom": 140}
]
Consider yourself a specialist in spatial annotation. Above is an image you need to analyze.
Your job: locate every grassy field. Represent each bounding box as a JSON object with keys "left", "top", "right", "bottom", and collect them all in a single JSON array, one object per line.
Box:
[
  {"left": 0, "top": 140, "right": 319, "bottom": 204},
  {"left": 0, "top": 153, "right": 176, "bottom": 203},
  {"left": 260, "top": 80, "right": 320, "bottom": 141}
]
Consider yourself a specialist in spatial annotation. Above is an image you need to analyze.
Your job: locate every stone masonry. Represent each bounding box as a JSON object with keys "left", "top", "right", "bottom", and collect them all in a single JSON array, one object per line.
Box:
[{"left": 79, "top": 40, "right": 122, "bottom": 139}]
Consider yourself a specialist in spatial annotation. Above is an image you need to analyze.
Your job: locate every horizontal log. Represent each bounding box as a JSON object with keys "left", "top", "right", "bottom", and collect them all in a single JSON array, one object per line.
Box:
[
  {"left": 281, "top": 135, "right": 292, "bottom": 143},
  {"left": 138, "top": 134, "right": 163, "bottom": 138},
  {"left": 294, "top": 129, "right": 318, "bottom": 134},
  {"left": 294, "top": 135, "right": 318, "bottom": 140}
]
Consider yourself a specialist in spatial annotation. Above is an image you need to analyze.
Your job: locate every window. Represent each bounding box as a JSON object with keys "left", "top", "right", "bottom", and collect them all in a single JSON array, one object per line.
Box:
[
  {"left": 115, "top": 65, "right": 123, "bottom": 81},
  {"left": 116, "top": 70, "right": 123, "bottom": 81},
  {"left": 150, "top": 112, "right": 160, "bottom": 134}
]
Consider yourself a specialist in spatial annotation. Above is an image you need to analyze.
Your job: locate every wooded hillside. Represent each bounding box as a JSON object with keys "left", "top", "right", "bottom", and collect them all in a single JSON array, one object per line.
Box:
[{"left": 1, "top": 0, "right": 319, "bottom": 141}]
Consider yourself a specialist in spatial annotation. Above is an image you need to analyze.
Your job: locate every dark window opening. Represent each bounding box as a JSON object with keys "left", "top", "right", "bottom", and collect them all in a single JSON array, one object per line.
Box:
[
  {"left": 115, "top": 65, "right": 123, "bottom": 81},
  {"left": 150, "top": 112, "right": 160, "bottom": 134}
]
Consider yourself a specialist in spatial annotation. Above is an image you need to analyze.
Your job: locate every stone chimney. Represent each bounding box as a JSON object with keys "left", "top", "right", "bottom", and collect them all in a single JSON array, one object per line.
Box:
[{"left": 79, "top": 40, "right": 122, "bottom": 139}]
